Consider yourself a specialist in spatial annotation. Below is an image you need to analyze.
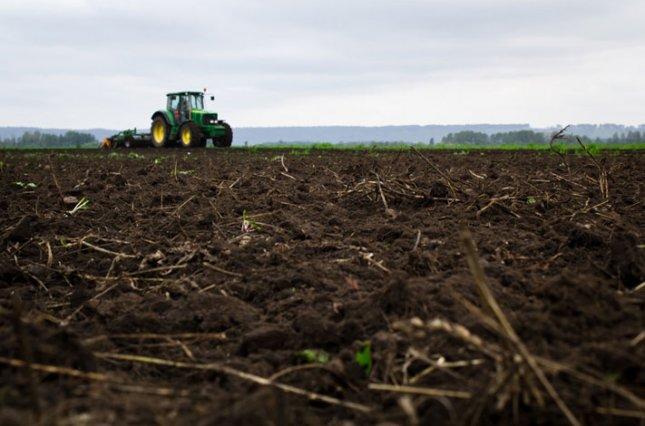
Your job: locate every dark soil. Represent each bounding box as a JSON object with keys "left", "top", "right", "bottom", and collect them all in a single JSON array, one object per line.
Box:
[{"left": 0, "top": 149, "right": 643, "bottom": 425}]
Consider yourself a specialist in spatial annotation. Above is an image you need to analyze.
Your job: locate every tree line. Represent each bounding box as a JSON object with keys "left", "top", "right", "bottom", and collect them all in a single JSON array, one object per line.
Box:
[
  {"left": 440, "top": 130, "right": 645, "bottom": 145},
  {"left": 0, "top": 131, "right": 97, "bottom": 148}
]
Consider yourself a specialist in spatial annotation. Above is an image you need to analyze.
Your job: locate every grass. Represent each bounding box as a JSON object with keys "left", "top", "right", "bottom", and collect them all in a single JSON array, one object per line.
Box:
[
  {"left": 238, "top": 142, "right": 645, "bottom": 154},
  {"left": 2, "top": 142, "right": 644, "bottom": 155}
]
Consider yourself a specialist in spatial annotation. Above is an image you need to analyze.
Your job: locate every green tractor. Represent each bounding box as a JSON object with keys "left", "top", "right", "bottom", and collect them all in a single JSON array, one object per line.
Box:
[{"left": 101, "top": 91, "right": 232, "bottom": 149}]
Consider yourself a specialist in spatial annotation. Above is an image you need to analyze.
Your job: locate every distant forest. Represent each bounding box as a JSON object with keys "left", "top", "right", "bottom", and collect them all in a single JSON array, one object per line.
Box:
[
  {"left": 0, "top": 126, "right": 643, "bottom": 148},
  {"left": 440, "top": 129, "right": 645, "bottom": 145},
  {"left": 0, "top": 131, "right": 97, "bottom": 148}
]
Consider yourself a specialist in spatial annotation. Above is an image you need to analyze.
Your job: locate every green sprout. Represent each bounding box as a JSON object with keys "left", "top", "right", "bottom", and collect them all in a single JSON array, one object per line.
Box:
[
  {"left": 355, "top": 341, "right": 373, "bottom": 376},
  {"left": 297, "top": 349, "right": 330, "bottom": 364},
  {"left": 127, "top": 152, "right": 144, "bottom": 160},
  {"left": 58, "top": 237, "right": 73, "bottom": 248},
  {"left": 526, "top": 196, "right": 537, "bottom": 205},
  {"left": 67, "top": 197, "right": 91, "bottom": 215},
  {"left": 14, "top": 181, "right": 37, "bottom": 189},
  {"left": 241, "top": 210, "right": 262, "bottom": 233}
]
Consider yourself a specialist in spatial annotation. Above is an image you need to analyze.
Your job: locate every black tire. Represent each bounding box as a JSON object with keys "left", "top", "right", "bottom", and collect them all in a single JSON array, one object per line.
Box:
[
  {"left": 179, "top": 122, "right": 205, "bottom": 148},
  {"left": 151, "top": 116, "right": 170, "bottom": 148},
  {"left": 212, "top": 122, "right": 233, "bottom": 148}
]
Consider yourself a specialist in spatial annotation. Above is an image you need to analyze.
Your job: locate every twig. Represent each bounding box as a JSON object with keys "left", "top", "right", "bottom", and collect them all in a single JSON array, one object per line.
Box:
[
  {"left": 536, "top": 356, "right": 645, "bottom": 410},
  {"left": 280, "top": 155, "right": 289, "bottom": 173},
  {"left": 80, "top": 240, "right": 136, "bottom": 259},
  {"left": 269, "top": 364, "right": 334, "bottom": 381},
  {"left": 412, "top": 230, "right": 421, "bottom": 251},
  {"left": 83, "top": 332, "right": 227, "bottom": 345},
  {"left": 372, "top": 172, "right": 398, "bottom": 218},
  {"left": 630, "top": 331, "right": 644, "bottom": 346},
  {"left": 128, "top": 264, "right": 187, "bottom": 276},
  {"left": 360, "top": 251, "right": 391, "bottom": 274},
  {"left": 373, "top": 173, "right": 390, "bottom": 211},
  {"left": 476, "top": 195, "right": 512, "bottom": 219},
  {"left": 0, "top": 356, "right": 194, "bottom": 399},
  {"left": 203, "top": 262, "right": 243, "bottom": 277},
  {"left": 173, "top": 195, "right": 196, "bottom": 215},
  {"left": 14, "top": 257, "right": 49, "bottom": 293},
  {"left": 368, "top": 383, "right": 471, "bottom": 399},
  {"left": 229, "top": 177, "right": 241, "bottom": 188},
  {"left": 93, "top": 352, "right": 372, "bottom": 414},
  {"left": 44, "top": 240, "right": 53, "bottom": 268},
  {"left": 1, "top": 356, "right": 110, "bottom": 382},
  {"left": 595, "top": 407, "right": 645, "bottom": 419},
  {"left": 280, "top": 171, "right": 297, "bottom": 180},
  {"left": 409, "top": 358, "right": 485, "bottom": 384}
]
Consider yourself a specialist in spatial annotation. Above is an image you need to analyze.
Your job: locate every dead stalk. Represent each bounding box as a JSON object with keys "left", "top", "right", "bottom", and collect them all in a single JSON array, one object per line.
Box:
[
  {"left": 411, "top": 147, "right": 459, "bottom": 198},
  {"left": 48, "top": 154, "right": 65, "bottom": 201},
  {"left": 412, "top": 230, "right": 421, "bottom": 251},
  {"left": 372, "top": 172, "right": 397, "bottom": 218},
  {"left": 80, "top": 239, "right": 136, "bottom": 259},
  {"left": 548, "top": 126, "right": 570, "bottom": 171},
  {"left": 575, "top": 136, "right": 609, "bottom": 200},
  {"left": 0, "top": 356, "right": 193, "bottom": 399},
  {"left": 93, "top": 352, "right": 372, "bottom": 414},
  {"left": 368, "top": 383, "right": 472, "bottom": 399},
  {"left": 459, "top": 228, "right": 580, "bottom": 426},
  {"left": 203, "top": 262, "right": 243, "bottom": 277}
]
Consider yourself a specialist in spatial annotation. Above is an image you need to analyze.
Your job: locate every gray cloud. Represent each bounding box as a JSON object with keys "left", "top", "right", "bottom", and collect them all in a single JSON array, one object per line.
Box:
[{"left": 0, "top": 0, "right": 643, "bottom": 128}]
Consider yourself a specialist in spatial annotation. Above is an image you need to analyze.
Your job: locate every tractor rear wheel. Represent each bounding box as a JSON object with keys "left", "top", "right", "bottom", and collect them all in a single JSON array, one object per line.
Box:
[
  {"left": 151, "top": 117, "right": 170, "bottom": 148},
  {"left": 212, "top": 122, "right": 233, "bottom": 148},
  {"left": 179, "top": 122, "right": 205, "bottom": 148}
]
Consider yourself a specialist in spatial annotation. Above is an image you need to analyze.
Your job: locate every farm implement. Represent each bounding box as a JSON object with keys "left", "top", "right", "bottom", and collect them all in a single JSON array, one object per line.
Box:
[{"left": 101, "top": 91, "right": 233, "bottom": 149}]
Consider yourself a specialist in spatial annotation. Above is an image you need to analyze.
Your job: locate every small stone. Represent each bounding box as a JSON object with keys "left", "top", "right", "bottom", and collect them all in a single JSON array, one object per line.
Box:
[{"left": 63, "top": 196, "right": 79, "bottom": 205}]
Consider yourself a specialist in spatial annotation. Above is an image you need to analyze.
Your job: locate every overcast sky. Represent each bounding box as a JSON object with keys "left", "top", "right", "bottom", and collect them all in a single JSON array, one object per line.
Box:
[{"left": 1, "top": 0, "right": 643, "bottom": 129}]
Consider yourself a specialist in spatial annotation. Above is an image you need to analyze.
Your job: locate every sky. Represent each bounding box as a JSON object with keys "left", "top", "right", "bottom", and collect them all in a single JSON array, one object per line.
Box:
[{"left": 0, "top": 0, "right": 643, "bottom": 129}]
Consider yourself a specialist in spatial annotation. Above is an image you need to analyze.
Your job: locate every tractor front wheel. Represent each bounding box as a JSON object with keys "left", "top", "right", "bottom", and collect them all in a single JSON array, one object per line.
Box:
[
  {"left": 179, "top": 122, "right": 205, "bottom": 148},
  {"left": 212, "top": 122, "right": 233, "bottom": 148},
  {"left": 151, "top": 117, "right": 170, "bottom": 148}
]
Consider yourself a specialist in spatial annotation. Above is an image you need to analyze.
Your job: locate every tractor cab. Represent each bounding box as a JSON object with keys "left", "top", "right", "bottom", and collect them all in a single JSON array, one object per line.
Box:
[{"left": 167, "top": 92, "right": 205, "bottom": 124}]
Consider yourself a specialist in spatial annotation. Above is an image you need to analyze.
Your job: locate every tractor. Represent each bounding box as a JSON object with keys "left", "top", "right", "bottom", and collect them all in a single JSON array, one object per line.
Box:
[{"left": 101, "top": 91, "right": 233, "bottom": 149}]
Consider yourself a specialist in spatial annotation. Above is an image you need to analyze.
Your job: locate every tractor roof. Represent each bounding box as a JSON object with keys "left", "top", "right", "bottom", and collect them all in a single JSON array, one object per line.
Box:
[{"left": 167, "top": 91, "right": 204, "bottom": 97}]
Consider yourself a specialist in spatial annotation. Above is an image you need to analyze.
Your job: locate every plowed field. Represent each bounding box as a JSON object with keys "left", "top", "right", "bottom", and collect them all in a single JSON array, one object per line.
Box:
[{"left": 0, "top": 149, "right": 643, "bottom": 425}]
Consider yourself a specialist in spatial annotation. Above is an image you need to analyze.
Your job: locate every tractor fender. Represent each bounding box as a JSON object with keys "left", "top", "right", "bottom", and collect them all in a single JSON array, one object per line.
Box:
[{"left": 151, "top": 110, "right": 176, "bottom": 127}]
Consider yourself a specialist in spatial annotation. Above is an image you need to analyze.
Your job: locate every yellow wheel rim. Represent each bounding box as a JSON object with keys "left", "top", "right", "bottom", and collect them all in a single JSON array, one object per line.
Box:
[
  {"left": 152, "top": 122, "right": 165, "bottom": 143},
  {"left": 181, "top": 127, "right": 192, "bottom": 146}
]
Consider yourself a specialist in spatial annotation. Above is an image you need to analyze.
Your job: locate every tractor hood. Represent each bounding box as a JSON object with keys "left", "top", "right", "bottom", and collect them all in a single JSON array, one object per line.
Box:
[{"left": 190, "top": 109, "right": 219, "bottom": 125}]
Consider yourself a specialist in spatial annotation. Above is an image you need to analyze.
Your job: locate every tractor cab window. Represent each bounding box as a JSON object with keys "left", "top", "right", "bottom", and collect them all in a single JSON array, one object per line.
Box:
[
  {"left": 168, "top": 96, "right": 180, "bottom": 111},
  {"left": 188, "top": 94, "right": 204, "bottom": 110}
]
